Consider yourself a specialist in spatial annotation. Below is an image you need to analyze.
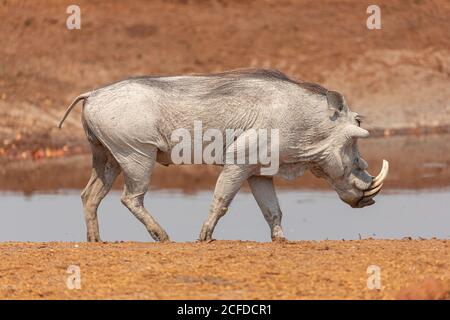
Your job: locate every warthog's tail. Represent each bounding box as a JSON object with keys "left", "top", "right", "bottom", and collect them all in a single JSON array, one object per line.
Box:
[{"left": 58, "top": 92, "right": 91, "bottom": 129}]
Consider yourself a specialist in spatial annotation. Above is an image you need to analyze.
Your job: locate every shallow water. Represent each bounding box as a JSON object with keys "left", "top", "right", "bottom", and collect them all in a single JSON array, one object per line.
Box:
[{"left": 1, "top": 189, "right": 449, "bottom": 242}]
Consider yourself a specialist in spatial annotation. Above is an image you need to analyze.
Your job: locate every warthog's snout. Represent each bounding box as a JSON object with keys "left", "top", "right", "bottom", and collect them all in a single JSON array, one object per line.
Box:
[{"left": 354, "top": 159, "right": 389, "bottom": 208}]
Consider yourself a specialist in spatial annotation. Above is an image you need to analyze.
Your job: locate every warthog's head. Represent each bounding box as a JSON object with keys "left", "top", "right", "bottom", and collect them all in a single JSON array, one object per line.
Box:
[{"left": 309, "top": 91, "right": 389, "bottom": 208}]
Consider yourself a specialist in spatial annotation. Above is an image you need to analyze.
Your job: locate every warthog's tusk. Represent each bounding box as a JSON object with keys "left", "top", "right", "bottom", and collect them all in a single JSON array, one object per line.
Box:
[
  {"left": 362, "top": 159, "right": 389, "bottom": 199},
  {"left": 364, "top": 183, "right": 383, "bottom": 197},
  {"left": 370, "top": 159, "right": 389, "bottom": 189}
]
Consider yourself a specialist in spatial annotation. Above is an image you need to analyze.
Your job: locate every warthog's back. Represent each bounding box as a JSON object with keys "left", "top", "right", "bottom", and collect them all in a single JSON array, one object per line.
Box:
[{"left": 81, "top": 69, "right": 327, "bottom": 166}]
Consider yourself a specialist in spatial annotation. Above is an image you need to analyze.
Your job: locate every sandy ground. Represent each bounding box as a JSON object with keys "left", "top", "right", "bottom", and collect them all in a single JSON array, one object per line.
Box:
[
  {"left": 0, "top": 240, "right": 449, "bottom": 300},
  {"left": 1, "top": 0, "right": 450, "bottom": 154}
]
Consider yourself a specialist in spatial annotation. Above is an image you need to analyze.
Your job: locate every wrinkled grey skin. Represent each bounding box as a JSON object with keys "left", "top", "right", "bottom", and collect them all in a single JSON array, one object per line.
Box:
[{"left": 59, "top": 69, "right": 376, "bottom": 242}]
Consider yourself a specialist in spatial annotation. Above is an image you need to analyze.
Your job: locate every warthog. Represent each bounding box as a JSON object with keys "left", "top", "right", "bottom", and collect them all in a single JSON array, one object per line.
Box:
[{"left": 59, "top": 69, "right": 388, "bottom": 242}]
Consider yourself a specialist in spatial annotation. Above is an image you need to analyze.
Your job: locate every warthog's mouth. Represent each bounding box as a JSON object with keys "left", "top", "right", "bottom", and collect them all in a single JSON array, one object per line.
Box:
[{"left": 355, "top": 159, "right": 389, "bottom": 208}]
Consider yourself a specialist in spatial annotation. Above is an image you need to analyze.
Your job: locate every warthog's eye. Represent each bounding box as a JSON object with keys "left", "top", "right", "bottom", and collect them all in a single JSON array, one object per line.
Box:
[{"left": 355, "top": 114, "right": 363, "bottom": 127}]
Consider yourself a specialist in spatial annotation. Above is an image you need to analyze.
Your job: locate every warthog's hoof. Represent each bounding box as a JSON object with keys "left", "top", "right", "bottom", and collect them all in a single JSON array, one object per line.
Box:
[
  {"left": 87, "top": 235, "right": 102, "bottom": 242},
  {"left": 272, "top": 236, "right": 287, "bottom": 243},
  {"left": 196, "top": 237, "right": 216, "bottom": 243},
  {"left": 157, "top": 233, "right": 170, "bottom": 242},
  {"left": 150, "top": 229, "right": 170, "bottom": 242},
  {"left": 199, "top": 226, "right": 214, "bottom": 242}
]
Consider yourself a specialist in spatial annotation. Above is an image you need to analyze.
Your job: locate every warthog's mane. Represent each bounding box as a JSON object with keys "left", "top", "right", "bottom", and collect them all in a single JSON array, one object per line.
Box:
[
  {"left": 199, "top": 69, "right": 329, "bottom": 95},
  {"left": 95, "top": 68, "right": 329, "bottom": 97}
]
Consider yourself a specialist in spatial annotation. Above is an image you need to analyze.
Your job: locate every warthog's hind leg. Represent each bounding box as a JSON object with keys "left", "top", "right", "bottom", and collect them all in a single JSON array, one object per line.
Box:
[
  {"left": 81, "top": 142, "right": 121, "bottom": 242},
  {"left": 120, "top": 146, "right": 170, "bottom": 242},
  {"left": 248, "top": 176, "right": 285, "bottom": 241},
  {"left": 199, "top": 164, "right": 255, "bottom": 241}
]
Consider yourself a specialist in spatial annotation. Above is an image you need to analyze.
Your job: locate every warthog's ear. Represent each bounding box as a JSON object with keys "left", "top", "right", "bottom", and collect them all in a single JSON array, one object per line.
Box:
[
  {"left": 344, "top": 125, "right": 370, "bottom": 139},
  {"left": 326, "top": 91, "right": 347, "bottom": 119}
]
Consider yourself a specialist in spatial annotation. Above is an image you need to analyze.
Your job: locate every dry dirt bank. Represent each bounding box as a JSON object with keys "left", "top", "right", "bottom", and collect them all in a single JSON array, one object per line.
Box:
[
  {"left": 0, "top": 240, "right": 449, "bottom": 300},
  {"left": 1, "top": 0, "right": 449, "bottom": 151}
]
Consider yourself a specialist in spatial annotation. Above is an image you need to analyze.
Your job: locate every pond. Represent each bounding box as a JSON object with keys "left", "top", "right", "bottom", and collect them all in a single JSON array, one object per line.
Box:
[{"left": 1, "top": 189, "right": 449, "bottom": 242}]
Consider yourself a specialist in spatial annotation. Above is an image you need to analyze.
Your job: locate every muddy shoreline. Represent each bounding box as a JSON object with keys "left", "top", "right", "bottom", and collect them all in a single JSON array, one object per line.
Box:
[
  {"left": 2, "top": 124, "right": 450, "bottom": 162},
  {"left": 1, "top": 133, "right": 450, "bottom": 194}
]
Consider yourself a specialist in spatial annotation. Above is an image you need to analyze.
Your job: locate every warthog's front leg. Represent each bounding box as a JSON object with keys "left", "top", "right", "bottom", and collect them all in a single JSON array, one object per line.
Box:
[
  {"left": 248, "top": 176, "right": 285, "bottom": 241},
  {"left": 199, "top": 164, "right": 255, "bottom": 241}
]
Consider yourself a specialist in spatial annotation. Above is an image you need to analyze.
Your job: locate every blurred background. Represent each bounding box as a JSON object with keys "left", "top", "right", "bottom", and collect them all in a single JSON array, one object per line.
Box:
[{"left": 0, "top": 0, "right": 449, "bottom": 241}]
